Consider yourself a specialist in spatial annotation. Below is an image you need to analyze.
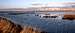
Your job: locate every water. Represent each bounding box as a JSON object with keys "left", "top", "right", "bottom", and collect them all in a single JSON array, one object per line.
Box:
[{"left": 0, "top": 11, "right": 75, "bottom": 33}]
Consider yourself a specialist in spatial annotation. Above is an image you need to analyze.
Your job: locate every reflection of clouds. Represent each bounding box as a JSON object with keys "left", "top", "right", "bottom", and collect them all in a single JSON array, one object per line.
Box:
[{"left": 48, "top": 12, "right": 64, "bottom": 14}]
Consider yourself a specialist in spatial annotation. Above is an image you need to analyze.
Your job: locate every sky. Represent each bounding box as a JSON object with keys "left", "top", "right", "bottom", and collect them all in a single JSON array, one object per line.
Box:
[{"left": 0, "top": 0, "right": 75, "bottom": 9}]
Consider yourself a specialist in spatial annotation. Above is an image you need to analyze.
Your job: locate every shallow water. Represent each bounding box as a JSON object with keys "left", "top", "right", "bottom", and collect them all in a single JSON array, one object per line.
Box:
[{"left": 0, "top": 12, "right": 75, "bottom": 33}]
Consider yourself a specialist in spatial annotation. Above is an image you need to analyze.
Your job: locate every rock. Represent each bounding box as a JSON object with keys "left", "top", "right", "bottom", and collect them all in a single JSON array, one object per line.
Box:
[
  {"left": 62, "top": 15, "right": 75, "bottom": 20},
  {"left": 0, "top": 17, "right": 47, "bottom": 33}
]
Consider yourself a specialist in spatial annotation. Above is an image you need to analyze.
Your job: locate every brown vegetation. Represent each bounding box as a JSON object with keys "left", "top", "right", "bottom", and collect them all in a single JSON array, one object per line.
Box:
[
  {"left": 0, "top": 17, "right": 22, "bottom": 33},
  {"left": 62, "top": 15, "right": 75, "bottom": 20},
  {"left": 0, "top": 17, "right": 47, "bottom": 33}
]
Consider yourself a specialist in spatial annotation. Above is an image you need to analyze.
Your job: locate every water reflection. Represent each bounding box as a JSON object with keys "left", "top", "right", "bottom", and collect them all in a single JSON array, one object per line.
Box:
[{"left": 0, "top": 11, "right": 75, "bottom": 33}]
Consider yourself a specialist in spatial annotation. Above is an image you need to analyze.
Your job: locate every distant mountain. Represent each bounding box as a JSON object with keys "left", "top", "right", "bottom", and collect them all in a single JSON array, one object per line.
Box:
[
  {"left": 0, "top": 8, "right": 37, "bottom": 11},
  {"left": 0, "top": 6, "right": 75, "bottom": 12},
  {"left": 0, "top": 10, "right": 35, "bottom": 15}
]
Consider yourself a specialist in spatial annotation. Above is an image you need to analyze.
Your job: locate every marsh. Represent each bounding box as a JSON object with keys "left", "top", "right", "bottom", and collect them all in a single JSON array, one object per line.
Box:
[{"left": 0, "top": 11, "right": 75, "bottom": 33}]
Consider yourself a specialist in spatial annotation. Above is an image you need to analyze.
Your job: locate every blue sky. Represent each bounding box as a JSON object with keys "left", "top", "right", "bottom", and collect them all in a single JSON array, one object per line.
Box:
[{"left": 0, "top": 0, "right": 75, "bottom": 9}]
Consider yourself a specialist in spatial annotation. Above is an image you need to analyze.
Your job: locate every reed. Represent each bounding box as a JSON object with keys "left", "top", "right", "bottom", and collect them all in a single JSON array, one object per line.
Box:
[{"left": 0, "top": 17, "right": 47, "bottom": 33}]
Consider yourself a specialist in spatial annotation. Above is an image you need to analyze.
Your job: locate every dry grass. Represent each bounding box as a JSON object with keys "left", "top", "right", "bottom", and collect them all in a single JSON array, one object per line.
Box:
[
  {"left": 0, "top": 17, "right": 47, "bottom": 33},
  {"left": 20, "top": 26, "right": 41, "bottom": 33},
  {"left": 0, "top": 17, "right": 22, "bottom": 33},
  {"left": 63, "top": 15, "right": 75, "bottom": 20}
]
